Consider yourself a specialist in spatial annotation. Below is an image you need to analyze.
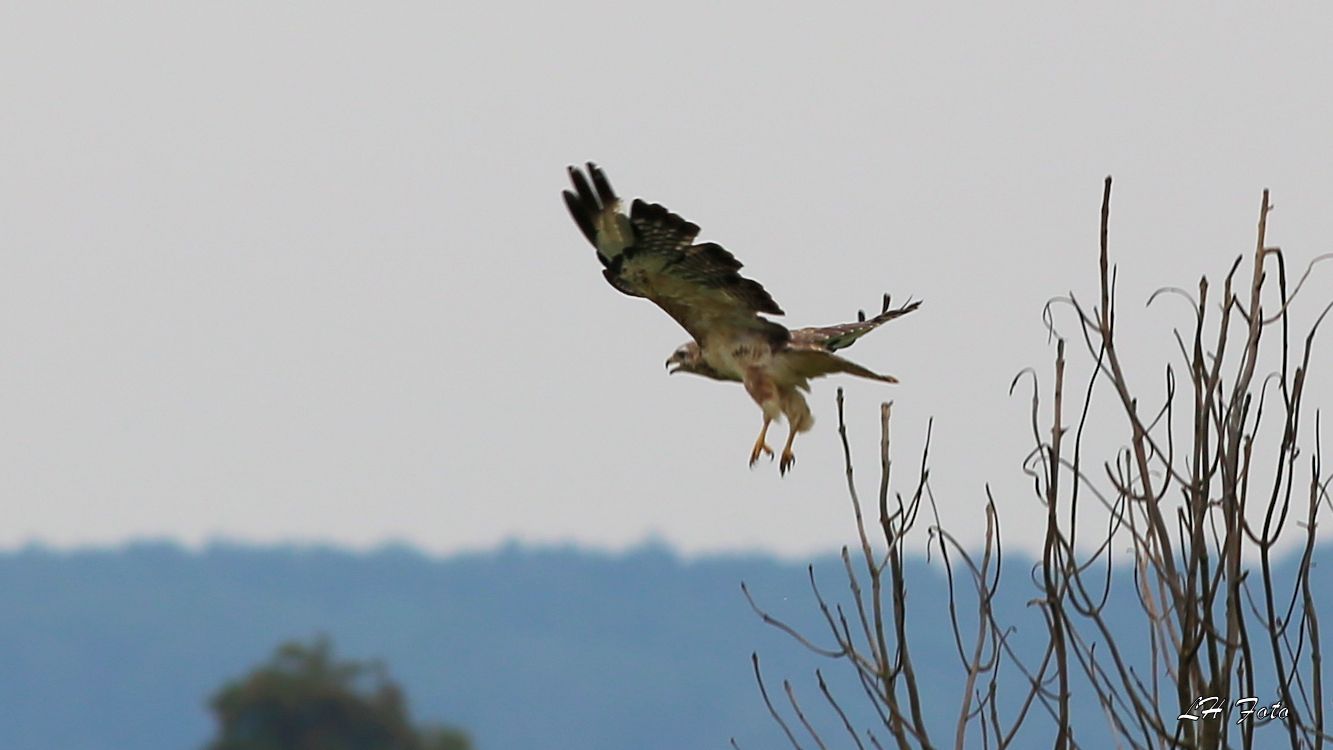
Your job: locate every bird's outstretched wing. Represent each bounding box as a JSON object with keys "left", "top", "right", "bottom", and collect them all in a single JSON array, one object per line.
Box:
[
  {"left": 789, "top": 294, "right": 921, "bottom": 352},
  {"left": 778, "top": 295, "right": 921, "bottom": 385},
  {"left": 563, "top": 162, "right": 788, "bottom": 346}
]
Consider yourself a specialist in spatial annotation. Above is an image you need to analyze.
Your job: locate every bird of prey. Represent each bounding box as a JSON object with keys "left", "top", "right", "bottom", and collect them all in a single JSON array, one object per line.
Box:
[{"left": 562, "top": 163, "right": 918, "bottom": 475}]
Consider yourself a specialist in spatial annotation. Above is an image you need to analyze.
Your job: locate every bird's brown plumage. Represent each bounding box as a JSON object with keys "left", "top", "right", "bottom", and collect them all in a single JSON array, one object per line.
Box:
[{"left": 563, "top": 163, "right": 919, "bottom": 475}]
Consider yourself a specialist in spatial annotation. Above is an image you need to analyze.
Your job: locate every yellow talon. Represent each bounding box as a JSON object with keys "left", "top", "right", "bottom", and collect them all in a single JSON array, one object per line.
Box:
[
  {"left": 749, "top": 417, "right": 774, "bottom": 468},
  {"left": 779, "top": 428, "right": 799, "bottom": 476},
  {"left": 750, "top": 442, "right": 774, "bottom": 467}
]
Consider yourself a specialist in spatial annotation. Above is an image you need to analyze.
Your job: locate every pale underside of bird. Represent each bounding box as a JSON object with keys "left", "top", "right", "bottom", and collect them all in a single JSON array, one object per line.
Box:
[{"left": 562, "top": 163, "right": 919, "bottom": 475}]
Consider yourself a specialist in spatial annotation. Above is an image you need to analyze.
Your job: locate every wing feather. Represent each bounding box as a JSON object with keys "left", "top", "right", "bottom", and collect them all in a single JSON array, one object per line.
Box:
[
  {"left": 563, "top": 178, "right": 598, "bottom": 249},
  {"left": 564, "top": 163, "right": 787, "bottom": 346},
  {"left": 789, "top": 296, "right": 921, "bottom": 352}
]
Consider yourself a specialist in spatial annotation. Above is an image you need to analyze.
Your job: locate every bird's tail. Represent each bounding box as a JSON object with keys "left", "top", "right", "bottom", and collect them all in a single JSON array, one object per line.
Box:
[
  {"left": 828, "top": 354, "right": 899, "bottom": 384},
  {"left": 789, "top": 350, "right": 900, "bottom": 388}
]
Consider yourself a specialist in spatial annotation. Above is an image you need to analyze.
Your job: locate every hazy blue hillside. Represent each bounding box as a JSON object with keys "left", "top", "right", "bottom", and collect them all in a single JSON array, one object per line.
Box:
[{"left": 0, "top": 541, "right": 1324, "bottom": 749}]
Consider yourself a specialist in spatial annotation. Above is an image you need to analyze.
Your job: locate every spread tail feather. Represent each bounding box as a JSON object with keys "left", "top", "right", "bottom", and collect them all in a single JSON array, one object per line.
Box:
[
  {"left": 830, "top": 354, "right": 899, "bottom": 384},
  {"left": 787, "top": 350, "right": 899, "bottom": 387}
]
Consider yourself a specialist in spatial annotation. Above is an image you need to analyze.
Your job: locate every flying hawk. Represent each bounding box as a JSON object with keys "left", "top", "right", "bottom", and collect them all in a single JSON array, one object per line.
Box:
[{"left": 563, "top": 163, "right": 918, "bottom": 475}]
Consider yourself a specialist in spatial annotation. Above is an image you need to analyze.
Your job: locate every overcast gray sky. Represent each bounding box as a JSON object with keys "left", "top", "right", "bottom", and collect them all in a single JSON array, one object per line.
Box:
[{"left": 3, "top": 2, "right": 1331, "bottom": 557}]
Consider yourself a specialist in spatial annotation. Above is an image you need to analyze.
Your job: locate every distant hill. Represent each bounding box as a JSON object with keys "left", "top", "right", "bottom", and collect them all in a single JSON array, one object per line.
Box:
[{"left": 0, "top": 541, "right": 1324, "bottom": 749}]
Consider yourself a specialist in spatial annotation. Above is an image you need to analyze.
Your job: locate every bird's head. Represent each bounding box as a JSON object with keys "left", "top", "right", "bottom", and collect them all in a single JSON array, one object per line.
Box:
[{"left": 665, "top": 342, "right": 705, "bottom": 376}]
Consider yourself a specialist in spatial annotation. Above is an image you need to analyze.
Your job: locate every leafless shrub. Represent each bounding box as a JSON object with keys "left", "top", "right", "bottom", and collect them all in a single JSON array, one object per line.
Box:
[{"left": 741, "top": 179, "right": 1333, "bottom": 750}]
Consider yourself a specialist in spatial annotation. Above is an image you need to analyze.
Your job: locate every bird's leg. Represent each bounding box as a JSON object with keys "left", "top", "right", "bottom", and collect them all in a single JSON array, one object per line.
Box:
[
  {"left": 779, "top": 427, "right": 799, "bottom": 476},
  {"left": 749, "top": 417, "right": 774, "bottom": 467}
]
